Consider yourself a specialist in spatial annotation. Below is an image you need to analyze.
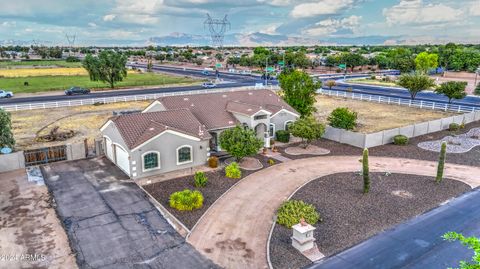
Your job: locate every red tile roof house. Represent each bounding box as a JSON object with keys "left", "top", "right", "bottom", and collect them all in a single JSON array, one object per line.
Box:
[{"left": 100, "top": 89, "right": 299, "bottom": 179}]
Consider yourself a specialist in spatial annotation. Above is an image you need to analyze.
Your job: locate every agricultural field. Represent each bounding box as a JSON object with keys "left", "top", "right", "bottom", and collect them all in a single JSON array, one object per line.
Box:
[
  {"left": 0, "top": 72, "right": 201, "bottom": 94},
  {"left": 315, "top": 95, "right": 457, "bottom": 133},
  {"left": 0, "top": 60, "right": 83, "bottom": 68},
  {"left": 0, "top": 67, "right": 90, "bottom": 77},
  {"left": 11, "top": 101, "right": 151, "bottom": 150}
]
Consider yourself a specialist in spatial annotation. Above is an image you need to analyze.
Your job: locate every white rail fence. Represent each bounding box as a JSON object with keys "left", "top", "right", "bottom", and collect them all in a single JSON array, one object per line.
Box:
[
  {"left": 0, "top": 86, "right": 279, "bottom": 112},
  {"left": 318, "top": 89, "right": 478, "bottom": 114}
]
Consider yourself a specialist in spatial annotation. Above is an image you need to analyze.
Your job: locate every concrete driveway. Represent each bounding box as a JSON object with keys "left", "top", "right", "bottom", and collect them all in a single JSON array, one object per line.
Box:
[
  {"left": 187, "top": 156, "right": 480, "bottom": 269},
  {"left": 42, "top": 157, "right": 218, "bottom": 269}
]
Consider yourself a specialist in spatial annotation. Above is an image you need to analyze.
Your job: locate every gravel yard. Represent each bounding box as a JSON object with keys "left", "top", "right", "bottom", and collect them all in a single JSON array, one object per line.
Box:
[
  {"left": 269, "top": 173, "right": 471, "bottom": 269},
  {"left": 143, "top": 155, "right": 278, "bottom": 229}
]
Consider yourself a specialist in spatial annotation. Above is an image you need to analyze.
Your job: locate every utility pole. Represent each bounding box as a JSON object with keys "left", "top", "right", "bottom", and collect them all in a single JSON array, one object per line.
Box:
[{"left": 265, "top": 57, "right": 268, "bottom": 86}]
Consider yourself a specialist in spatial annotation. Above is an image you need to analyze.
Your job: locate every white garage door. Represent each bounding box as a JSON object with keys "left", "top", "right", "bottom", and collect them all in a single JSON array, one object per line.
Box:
[
  {"left": 114, "top": 145, "right": 130, "bottom": 175},
  {"left": 105, "top": 137, "right": 113, "bottom": 160}
]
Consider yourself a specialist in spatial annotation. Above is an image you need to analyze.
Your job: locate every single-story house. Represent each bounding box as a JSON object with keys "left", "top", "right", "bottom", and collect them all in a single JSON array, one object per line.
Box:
[{"left": 100, "top": 89, "right": 299, "bottom": 179}]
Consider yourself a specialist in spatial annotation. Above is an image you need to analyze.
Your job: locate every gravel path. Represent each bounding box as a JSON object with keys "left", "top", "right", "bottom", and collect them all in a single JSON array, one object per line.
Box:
[
  {"left": 269, "top": 173, "right": 471, "bottom": 269},
  {"left": 284, "top": 145, "right": 331, "bottom": 156},
  {"left": 418, "top": 127, "right": 480, "bottom": 153}
]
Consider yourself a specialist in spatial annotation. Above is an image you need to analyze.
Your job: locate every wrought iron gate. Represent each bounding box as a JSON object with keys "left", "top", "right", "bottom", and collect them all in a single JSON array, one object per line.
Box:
[{"left": 24, "top": 145, "right": 67, "bottom": 166}]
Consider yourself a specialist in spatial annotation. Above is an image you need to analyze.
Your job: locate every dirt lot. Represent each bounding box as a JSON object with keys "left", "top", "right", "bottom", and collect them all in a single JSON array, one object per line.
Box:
[
  {"left": 269, "top": 172, "right": 471, "bottom": 269},
  {"left": 0, "top": 170, "right": 77, "bottom": 269},
  {"left": 11, "top": 101, "right": 150, "bottom": 150},
  {"left": 315, "top": 95, "right": 457, "bottom": 133}
]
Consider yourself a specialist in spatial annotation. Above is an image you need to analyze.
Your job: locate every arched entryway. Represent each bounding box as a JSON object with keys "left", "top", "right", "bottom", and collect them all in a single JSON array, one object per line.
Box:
[{"left": 254, "top": 123, "right": 269, "bottom": 148}]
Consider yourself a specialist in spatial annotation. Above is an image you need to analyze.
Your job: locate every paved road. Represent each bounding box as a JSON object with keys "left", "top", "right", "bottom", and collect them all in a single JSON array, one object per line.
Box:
[
  {"left": 311, "top": 188, "right": 480, "bottom": 269},
  {"left": 187, "top": 156, "right": 480, "bottom": 269},
  {"left": 42, "top": 157, "right": 218, "bottom": 269}
]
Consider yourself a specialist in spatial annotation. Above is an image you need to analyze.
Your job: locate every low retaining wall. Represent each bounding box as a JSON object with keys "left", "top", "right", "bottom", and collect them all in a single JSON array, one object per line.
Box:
[
  {"left": 0, "top": 151, "right": 25, "bottom": 173},
  {"left": 325, "top": 111, "right": 480, "bottom": 149}
]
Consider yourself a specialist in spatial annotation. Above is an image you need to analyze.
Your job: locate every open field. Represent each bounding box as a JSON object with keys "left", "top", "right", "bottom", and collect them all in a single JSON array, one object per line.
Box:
[
  {"left": 0, "top": 60, "right": 83, "bottom": 68},
  {"left": 11, "top": 101, "right": 151, "bottom": 150},
  {"left": 0, "top": 72, "right": 201, "bottom": 94},
  {"left": 315, "top": 95, "right": 457, "bottom": 133},
  {"left": 348, "top": 78, "right": 398, "bottom": 87},
  {"left": 0, "top": 67, "right": 90, "bottom": 77}
]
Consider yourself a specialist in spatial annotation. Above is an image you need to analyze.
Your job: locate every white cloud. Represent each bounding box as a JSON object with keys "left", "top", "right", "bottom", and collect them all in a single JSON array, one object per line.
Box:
[
  {"left": 1, "top": 21, "right": 16, "bottom": 27},
  {"left": 303, "top": 15, "right": 361, "bottom": 36},
  {"left": 290, "top": 0, "right": 355, "bottom": 18},
  {"left": 103, "top": 14, "right": 116, "bottom": 21},
  {"left": 383, "top": 0, "right": 463, "bottom": 25},
  {"left": 470, "top": 0, "right": 480, "bottom": 16},
  {"left": 88, "top": 22, "right": 97, "bottom": 28}
]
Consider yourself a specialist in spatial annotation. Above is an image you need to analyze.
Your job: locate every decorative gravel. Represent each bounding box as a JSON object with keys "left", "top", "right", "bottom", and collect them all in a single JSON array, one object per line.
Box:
[
  {"left": 369, "top": 121, "right": 480, "bottom": 167},
  {"left": 269, "top": 172, "right": 471, "bottom": 269},
  {"left": 418, "top": 127, "right": 480, "bottom": 153},
  {"left": 143, "top": 154, "right": 278, "bottom": 229},
  {"left": 225, "top": 156, "right": 263, "bottom": 170},
  {"left": 277, "top": 138, "right": 363, "bottom": 160},
  {"left": 284, "top": 145, "right": 331, "bottom": 156}
]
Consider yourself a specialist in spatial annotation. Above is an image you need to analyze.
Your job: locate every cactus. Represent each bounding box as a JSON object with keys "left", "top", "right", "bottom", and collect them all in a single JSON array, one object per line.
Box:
[
  {"left": 436, "top": 141, "right": 447, "bottom": 183},
  {"left": 363, "top": 148, "right": 370, "bottom": 194}
]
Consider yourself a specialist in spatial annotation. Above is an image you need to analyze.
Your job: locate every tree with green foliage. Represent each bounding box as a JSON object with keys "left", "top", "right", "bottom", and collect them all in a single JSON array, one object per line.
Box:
[
  {"left": 278, "top": 70, "right": 321, "bottom": 117},
  {"left": 219, "top": 125, "right": 263, "bottom": 161},
  {"left": 83, "top": 50, "right": 128, "bottom": 88},
  {"left": 443, "top": 231, "right": 480, "bottom": 269},
  {"left": 327, "top": 107, "right": 357, "bottom": 130},
  {"left": 396, "top": 73, "right": 436, "bottom": 100},
  {"left": 339, "top": 52, "right": 366, "bottom": 72},
  {"left": 325, "top": 80, "right": 336, "bottom": 90},
  {"left": 289, "top": 117, "right": 325, "bottom": 148},
  {"left": 0, "top": 109, "right": 15, "bottom": 149},
  {"left": 362, "top": 148, "right": 370, "bottom": 194},
  {"left": 415, "top": 52, "right": 439, "bottom": 73},
  {"left": 435, "top": 81, "right": 467, "bottom": 103},
  {"left": 436, "top": 141, "right": 447, "bottom": 183}
]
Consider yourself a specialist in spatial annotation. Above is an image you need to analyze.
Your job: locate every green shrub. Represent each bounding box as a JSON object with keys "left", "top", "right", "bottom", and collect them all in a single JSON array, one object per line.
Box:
[
  {"left": 208, "top": 156, "right": 218, "bottom": 168},
  {"left": 327, "top": 107, "right": 358, "bottom": 130},
  {"left": 275, "top": 130, "right": 290, "bottom": 143},
  {"left": 449, "top": 123, "right": 460, "bottom": 132},
  {"left": 194, "top": 171, "right": 208, "bottom": 187},
  {"left": 66, "top": 56, "right": 80, "bottom": 62},
  {"left": 268, "top": 159, "right": 276, "bottom": 165},
  {"left": 169, "top": 189, "right": 204, "bottom": 211},
  {"left": 276, "top": 200, "right": 321, "bottom": 228},
  {"left": 370, "top": 75, "right": 376, "bottom": 80},
  {"left": 225, "top": 162, "right": 242, "bottom": 179},
  {"left": 475, "top": 83, "right": 480, "bottom": 96},
  {"left": 393, "top": 135, "right": 409, "bottom": 145}
]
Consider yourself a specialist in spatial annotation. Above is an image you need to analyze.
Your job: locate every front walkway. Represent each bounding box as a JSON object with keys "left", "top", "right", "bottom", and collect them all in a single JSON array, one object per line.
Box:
[{"left": 187, "top": 156, "right": 480, "bottom": 269}]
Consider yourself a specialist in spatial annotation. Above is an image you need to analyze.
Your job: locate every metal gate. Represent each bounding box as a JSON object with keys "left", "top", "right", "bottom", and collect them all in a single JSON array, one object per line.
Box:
[{"left": 24, "top": 145, "right": 67, "bottom": 166}]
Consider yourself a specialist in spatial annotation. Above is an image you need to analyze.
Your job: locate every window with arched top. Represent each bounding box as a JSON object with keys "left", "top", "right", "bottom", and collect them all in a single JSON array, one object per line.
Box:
[
  {"left": 177, "top": 145, "right": 193, "bottom": 165},
  {"left": 285, "top": 121, "right": 294, "bottom": 131},
  {"left": 143, "top": 151, "right": 160, "bottom": 171}
]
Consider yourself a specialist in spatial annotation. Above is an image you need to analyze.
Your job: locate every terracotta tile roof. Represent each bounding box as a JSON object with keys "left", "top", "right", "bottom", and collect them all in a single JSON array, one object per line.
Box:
[
  {"left": 111, "top": 109, "right": 211, "bottom": 150},
  {"left": 158, "top": 89, "right": 298, "bottom": 130},
  {"left": 226, "top": 101, "right": 263, "bottom": 116}
]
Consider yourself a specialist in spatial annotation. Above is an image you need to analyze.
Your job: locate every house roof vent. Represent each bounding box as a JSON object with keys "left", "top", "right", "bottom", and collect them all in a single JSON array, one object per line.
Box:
[
  {"left": 183, "top": 97, "right": 189, "bottom": 101},
  {"left": 248, "top": 92, "right": 253, "bottom": 95},
  {"left": 222, "top": 95, "right": 227, "bottom": 98}
]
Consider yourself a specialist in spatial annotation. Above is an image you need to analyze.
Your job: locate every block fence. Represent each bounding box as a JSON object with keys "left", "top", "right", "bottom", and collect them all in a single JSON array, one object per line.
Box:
[{"left": 323, "top": 111, "right": 480, "bottom": 149}]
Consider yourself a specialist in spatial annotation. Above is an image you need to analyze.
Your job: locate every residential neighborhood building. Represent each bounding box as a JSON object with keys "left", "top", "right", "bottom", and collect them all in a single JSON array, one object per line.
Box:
[{"left": 101, "top": 89, "right": 299, "bottom": 179}]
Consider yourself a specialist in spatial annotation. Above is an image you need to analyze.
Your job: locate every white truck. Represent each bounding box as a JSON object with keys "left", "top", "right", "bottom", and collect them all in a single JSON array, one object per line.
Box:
[{"left": 0, "top": 90, "right": 13, "bottom": 98}]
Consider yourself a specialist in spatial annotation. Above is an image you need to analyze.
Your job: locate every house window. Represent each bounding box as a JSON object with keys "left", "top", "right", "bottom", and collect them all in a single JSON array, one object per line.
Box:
[
  {"left": 285, "top": 121, "right": 294, "bottom": 131},
  {"left": 254, "top": 114, "right": 268, "bottom": 120},
  {"left": 177, "top": 145, "right": 193, "bottom": 165},
  {"left": 242, "top": 123, "right": 249, "bottom": 130},
  {"left": 269, "top": 123, "right": 275, "bottom": 137},
  {"left": 143, "top": 152, "right": 159, "bottom": 171}
]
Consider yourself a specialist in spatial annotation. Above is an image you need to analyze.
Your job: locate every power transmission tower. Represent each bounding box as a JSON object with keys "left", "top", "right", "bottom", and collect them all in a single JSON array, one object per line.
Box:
[
  {"left": 65, "top": 33, "right": 76, "bottom": 56},
  {"left": 204, "top": 14, "right": 230, "bottom": 48}
]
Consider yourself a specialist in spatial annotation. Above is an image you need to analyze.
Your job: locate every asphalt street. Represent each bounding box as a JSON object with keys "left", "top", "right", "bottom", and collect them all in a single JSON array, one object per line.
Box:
[
  {"left": 310, "top": 188, "right": 480, "bottom": 269},
  {"left": 42, "top": 157, "right": 218, "bottom": 269}
]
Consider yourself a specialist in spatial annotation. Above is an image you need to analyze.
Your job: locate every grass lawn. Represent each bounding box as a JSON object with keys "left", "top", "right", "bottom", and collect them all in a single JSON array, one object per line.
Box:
[
  {"left": 348, "top": 78, "right": 398, "bottom": 87},
  {"left": 315, "top": 95, "right": 457, "bottom": 133},
  {"left": 0, "top": 73, "right": 202, "bottom": 94},
  {"left": 0, "top": 60, "right": 83, "bottom": 68}
]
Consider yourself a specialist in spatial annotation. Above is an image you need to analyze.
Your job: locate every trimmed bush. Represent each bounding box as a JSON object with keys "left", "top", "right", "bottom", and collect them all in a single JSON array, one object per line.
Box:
[
  {"left": 276, "top": 200, "right": 321, "bottom": 228},
  {"left": 225, "top": 162, "right": 242, "bottom": 179},
  {"left": 169, "top": 189, "right": 204, "bottom": 211},
  {"left": 194, "top": 171, "right": 208, "bottom": 187},
  {"left": 393, "top": 135, "right": 409, "bottom": 145},
  {"left": 275, "top": 130, "right": 290, "bottom": 143},
  {"left": 208, "top": 156, "right": 218, "bottom": 168},
  {"left": 327, "top": 107, "right": 358, "bottom": 130},
  {"left": 449, "top": 123, "right": 460, "bottom": 132},
  {"left": 268, "top": 159, "right": 276, "bottom": 165}
]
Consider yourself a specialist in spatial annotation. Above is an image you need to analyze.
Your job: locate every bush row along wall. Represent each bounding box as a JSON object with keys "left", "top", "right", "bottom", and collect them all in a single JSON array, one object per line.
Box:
[{"left": 323, "top": 111, "right": 480, "bottom": 149}]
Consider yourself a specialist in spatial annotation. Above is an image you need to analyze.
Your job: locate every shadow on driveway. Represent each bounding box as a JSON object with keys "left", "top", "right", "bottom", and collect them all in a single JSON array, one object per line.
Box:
[{"left": 42, "top": 157, "right": 218, "bottom": 269}]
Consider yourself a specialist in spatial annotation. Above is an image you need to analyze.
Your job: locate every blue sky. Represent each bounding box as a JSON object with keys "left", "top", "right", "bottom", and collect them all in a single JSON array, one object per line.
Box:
[{"left": 0, "top": 0, "right": 479, "bottom": 45}]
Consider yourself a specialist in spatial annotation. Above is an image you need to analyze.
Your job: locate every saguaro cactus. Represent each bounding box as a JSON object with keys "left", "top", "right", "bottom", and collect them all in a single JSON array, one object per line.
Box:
[
  {"left": 436, "top": 141, "right": 447, "bottom": 183},
  {"left": 363, "top": 148, "right": 370, "bottom": 194}
]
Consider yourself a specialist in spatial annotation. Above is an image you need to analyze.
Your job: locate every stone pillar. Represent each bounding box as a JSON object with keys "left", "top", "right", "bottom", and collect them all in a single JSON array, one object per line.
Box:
[{"left": 291, "top": 219, "right": 316, "bottom": 253}]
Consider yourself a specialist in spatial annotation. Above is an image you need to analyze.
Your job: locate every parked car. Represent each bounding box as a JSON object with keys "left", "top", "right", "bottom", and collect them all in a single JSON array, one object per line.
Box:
[
  {"left": 0, "top": 90, "right": 13, "bottom": 98},
  {"left": 65, "top": 87, "right": 90, "bottom": 96},
  {"left": 202, "top": 82, "right": 217, "bottom": 88}
]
